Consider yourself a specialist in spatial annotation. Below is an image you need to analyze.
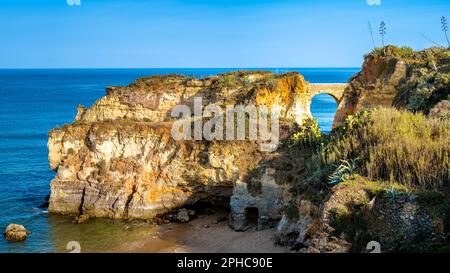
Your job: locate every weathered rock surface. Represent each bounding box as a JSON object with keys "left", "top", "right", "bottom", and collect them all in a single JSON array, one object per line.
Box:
[
  {"left": 333, "top": 46, "right": 450, "bottom": 128},
  {"left": 275, "top": 181, "right": 436, "bottom": 253},
  {"left": 230, "top": 168, "right": 292, "bottom": 231},
  {"left": 4, "top": 224, "right": 30, "bottom": 242},
  {"left": 49, "top": 122, "right": 257, "bottom": 219},
  {"left": 333, "top": 49, "right": 407, "bottom": 128},
  {"left": 74, "top": 72, "right": 311, "bottom": 124},
  {"left": 275, "top": 199, "right": 320, "bottom": 246},
  {"left": 367, "top": 194, "right": 433, "bottom": 252}
]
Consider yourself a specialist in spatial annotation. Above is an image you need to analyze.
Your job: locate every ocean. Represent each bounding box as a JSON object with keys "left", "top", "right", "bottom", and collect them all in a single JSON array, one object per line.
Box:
[{"left": 0, "top": 68, "right": 358, "bottom": 253}]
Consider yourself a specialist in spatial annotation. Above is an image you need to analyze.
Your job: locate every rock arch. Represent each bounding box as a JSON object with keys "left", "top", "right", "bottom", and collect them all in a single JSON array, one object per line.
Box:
[
  {"left": 291, "top": 83, "right": 347, "bottom": 126},
  {"left": 308, "top": 83, "right": 347, "bottom": 104}
]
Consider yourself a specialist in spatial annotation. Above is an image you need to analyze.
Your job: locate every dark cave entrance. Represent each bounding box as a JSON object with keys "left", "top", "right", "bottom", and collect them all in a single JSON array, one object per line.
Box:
[{"left": 245, "top": 207, "right": 259, "bottom": 226}]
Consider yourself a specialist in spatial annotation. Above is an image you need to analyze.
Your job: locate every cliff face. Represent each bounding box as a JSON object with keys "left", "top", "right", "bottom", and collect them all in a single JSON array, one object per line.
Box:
[
  {"left": 48, "top": 71, "right": 307, "bottom": 224},
  {"left": 333, "top": 46, "right": 450, "bottom": 128},
  {"left": 74, "top": 72, "right": 310, "bottom": 124},
  {"left": 333, "top": 51, "right": 407, "bottom": 128},
  {"left": 49, "top": 122, "right": 239, "bottom": 219}
]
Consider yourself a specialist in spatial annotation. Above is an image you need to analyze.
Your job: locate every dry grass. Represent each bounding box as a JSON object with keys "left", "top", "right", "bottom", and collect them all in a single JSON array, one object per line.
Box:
[{"left": 323, "top": 108, "right": 449, "bottom": 190}]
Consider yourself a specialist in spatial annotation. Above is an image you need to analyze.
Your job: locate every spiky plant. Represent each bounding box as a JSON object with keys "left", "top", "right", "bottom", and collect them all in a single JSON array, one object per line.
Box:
[
  {"left": 379, "top": 21, "right": 386, "bottom": 47},
  {"left": 328, "top": 160, "right": 356, "bottom": 185},
  {"left": 441, "top": 16, "right": 450, "bottom": 47}
]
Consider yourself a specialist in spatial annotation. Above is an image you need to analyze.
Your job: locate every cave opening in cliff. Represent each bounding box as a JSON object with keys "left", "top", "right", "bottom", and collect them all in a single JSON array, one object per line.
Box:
[
  {"left": 244, "top": 207, "right": 259, "bottom": 227},
  {"left": 310, "top": 93, "right": 339, "bottom": 134}
]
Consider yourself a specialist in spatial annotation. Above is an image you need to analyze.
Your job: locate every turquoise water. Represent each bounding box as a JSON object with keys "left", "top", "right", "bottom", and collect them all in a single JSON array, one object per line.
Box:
[{"left": 0, "top": 68, "right": 358, "bottom": 253}]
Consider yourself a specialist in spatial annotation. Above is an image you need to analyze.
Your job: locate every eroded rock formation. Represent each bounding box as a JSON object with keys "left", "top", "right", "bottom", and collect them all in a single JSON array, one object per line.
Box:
[
  {"left": 333, "top": 46, "right": 450, "bottom": 128},
  {"left": 333, "top": 48, "right": 407, "bottom": 128},
  {"left": 48, "top": 71, "right": 317, "bottom": 224}
]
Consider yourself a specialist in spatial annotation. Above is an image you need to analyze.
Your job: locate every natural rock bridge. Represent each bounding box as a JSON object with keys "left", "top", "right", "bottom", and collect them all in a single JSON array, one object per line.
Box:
[{"left": 308, "top": 83, "right": 347, "bottom": 103}]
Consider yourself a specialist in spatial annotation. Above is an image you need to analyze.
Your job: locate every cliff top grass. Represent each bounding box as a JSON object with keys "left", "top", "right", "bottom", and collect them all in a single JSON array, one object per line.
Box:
[
  {"left": 365, "top": 45, "right": 450, "bottom": 67},
  {"left": 290, "top": 107, "right": 449, "bottom": 199}
]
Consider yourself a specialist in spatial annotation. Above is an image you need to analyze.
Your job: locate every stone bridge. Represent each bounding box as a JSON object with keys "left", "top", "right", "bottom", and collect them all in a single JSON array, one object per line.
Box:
[
  {"left": 291, "top": 83, "right": 347, "bottom": 125},
  {"left": 308, "top": 83, "right": 347, "bottom": 104}
]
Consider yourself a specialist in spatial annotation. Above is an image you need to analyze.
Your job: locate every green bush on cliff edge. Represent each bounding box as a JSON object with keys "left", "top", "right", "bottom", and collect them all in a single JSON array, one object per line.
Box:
[{"left": 366, "top": 45, "right": 450, "bottom": 114}]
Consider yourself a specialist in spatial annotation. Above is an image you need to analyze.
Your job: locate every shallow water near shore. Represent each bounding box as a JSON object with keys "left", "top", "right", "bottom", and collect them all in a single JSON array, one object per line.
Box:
[{"left": 0, "top": 68, "right": 357, "bottom": 253}]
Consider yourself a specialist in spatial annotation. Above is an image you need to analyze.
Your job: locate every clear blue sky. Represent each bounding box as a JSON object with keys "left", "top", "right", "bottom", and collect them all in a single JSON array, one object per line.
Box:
[{"left": 0, "top": 0, "right": 449, "bottom": 68}]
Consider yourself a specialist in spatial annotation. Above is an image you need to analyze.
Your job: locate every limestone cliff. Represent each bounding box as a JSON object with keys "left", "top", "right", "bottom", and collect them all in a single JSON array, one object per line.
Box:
[
  {"left": 333, "top": 47, "right": 408, "bottom": 128},
  {"left": 74, "top": 71, "right": 311, "bottom": 124},
  {"left": 333, "top": 46, "right": 450, "bottom": 128},
  {"left": 48, "top": 71, "right": 310, "bottom": 225}
]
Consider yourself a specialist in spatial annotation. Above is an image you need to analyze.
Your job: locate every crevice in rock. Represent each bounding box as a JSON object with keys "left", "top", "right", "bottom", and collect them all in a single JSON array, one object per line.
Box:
[
  {"left": 124, "top": 184, "right": 137, "bottom": 217},
  {"left": 78, "top": 187, "right": 86, "bottom": 215}
]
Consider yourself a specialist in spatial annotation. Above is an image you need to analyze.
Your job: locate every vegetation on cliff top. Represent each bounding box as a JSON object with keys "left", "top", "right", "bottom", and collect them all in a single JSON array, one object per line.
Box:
[
  {"left": 363, "top": 45, "right": 450, "bottom": 114},
  {"left": 288, "top": 107, "right": 449, "bottom": 204},
  {"left": 366, "top": 45, "right": 449, "bottom": 66}
]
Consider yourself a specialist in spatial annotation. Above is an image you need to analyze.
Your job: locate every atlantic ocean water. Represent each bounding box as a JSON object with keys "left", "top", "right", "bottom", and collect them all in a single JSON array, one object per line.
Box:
[{"left": 0, "top": 68, "right": 358, "bottom": 252}]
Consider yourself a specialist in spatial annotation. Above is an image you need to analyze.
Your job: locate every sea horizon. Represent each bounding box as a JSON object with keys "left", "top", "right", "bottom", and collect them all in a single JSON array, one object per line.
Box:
[{"left": 0, "top": 67, "right": 360, "bottom": 69}]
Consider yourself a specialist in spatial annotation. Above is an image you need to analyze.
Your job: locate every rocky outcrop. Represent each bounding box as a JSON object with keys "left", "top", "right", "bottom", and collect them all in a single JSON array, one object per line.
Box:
[
  {"left": 275, "top": 199, "right": 320, "bottom": 246},
  {"left": 275, "top": 178, "right": 438, "bottom": 253},
  {"left": 73, "top": 72, "right": 311, "bottom": 124},
  {"left": 333, "top": 46, "right": 450, "bottom": 128},
  {"left": 48, "top": 71, "right": 311, "bottom": 223},
  {"left": 230, "top": 168, "right": 291, "bottom": 231},
  {"left": 366, "top": 194, "right": 434, "bottom": 252},
  {"left": 274, "top": 46, "right": 450, "bottom": 252},
  {"left": 49, "top": 122, "right": 255, "bottom": 219},
  {"left": 4, "top": 224, "right": 30, "bottom": 242}
]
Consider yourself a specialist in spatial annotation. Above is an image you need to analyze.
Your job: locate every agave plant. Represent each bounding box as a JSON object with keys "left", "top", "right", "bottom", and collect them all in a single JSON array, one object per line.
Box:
[
  {"left": 328, "top": 159, "right": 356, "bottom": 185},
  {"left": 385, "top": 187, "right": 402, "bottom": 202},
  {"left": 385, "top": 187, "right": 413, "bottom": 202}
]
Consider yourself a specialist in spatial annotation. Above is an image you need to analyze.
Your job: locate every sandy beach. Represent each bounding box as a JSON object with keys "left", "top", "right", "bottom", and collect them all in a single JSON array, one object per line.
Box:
[{"left": 113, "top": 212, "right": 288, "bottom": 253}]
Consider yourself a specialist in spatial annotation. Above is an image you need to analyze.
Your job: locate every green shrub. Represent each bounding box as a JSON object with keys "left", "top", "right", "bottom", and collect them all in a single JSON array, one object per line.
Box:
[
  {"left": 366, "top": 45, "right": 449, "bottom": 67},
  {"left": 397, "top": 70, "right": 450, "bottom": 113},
  {"left": 288, "top": 117, "right": 322, "bottom": 149}
]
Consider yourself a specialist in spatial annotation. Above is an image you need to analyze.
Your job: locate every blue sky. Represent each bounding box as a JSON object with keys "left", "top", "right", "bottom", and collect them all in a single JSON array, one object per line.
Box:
[{"left": 0, "top": 0, "right": 449, "bottom": 68}]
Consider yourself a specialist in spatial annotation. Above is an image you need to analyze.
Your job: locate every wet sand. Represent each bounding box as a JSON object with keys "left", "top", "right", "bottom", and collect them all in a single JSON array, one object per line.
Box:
[{"left": 113, "top": 213, "right": 288, "bottom": 253}]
